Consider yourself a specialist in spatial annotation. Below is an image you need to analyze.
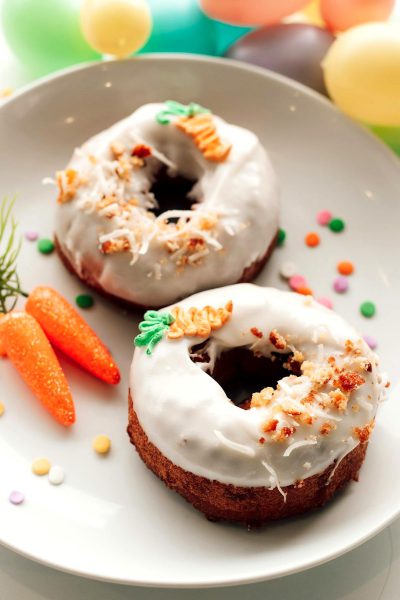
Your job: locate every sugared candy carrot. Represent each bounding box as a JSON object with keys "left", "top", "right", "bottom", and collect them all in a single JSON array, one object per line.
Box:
[
  {"left": 0, "top": 312, "right": 75, "bottom": 426},
  {"left": 26, "top": 286, "right": 120, "bottom": 385}
]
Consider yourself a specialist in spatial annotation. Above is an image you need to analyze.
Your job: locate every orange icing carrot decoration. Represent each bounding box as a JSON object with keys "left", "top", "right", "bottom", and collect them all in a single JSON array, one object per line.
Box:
[
  {"left": 25, "top": 286, "right": 120, "bottom": 385},
  {"left": 0, "top": 312, "right": 75, "bottom": 426},
  {"left": 176, "top": 114, "right": 232, "bottom": 162}
]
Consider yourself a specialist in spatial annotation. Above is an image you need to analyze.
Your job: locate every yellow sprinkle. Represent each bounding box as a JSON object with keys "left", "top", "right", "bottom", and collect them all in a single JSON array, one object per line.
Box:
[
  {"left": 0, "top": 402, "right": 5, "bottom": 416},
  {"left": 0, "top": 87, "right": 13, "bottom": 99},
  {"left": 93, "top": 435, "right": 111, "bottom": 455},
  {"left": 32, "top": 458, "right": 51, "bottom": 476}
]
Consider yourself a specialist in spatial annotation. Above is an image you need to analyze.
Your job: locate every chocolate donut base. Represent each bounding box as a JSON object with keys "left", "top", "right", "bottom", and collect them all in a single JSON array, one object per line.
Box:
[
  {"left": 54, "top": 230, "right": 278, "bottom": 311},
  {"left": 127, "top": 392, "right": 368, "bottom": 527}
]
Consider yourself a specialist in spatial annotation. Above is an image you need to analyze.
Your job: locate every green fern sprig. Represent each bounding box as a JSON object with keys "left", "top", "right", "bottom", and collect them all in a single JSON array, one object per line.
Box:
[{"left": 0, "top": 197, "right": 28, "bottom": 313}]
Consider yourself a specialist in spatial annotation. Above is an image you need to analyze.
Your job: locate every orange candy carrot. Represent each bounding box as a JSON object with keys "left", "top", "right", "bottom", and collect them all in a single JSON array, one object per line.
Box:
[
  {"left": 26, "top": 286, "right": 120, "bottom": 385},
  {"left": 0, "top": 312, "right": 75, "bottom": 426}
]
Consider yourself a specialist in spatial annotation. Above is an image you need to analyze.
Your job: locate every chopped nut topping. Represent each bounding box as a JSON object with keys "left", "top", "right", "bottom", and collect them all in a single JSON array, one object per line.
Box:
[
  {"left": 131, "top": 144, "right": 152, "bottom": 158},
  {"left": 320, "top": 422, "right": 336, "bottom": 435},
  {"left": 334, "top": 371, "right": 365, "bottom": 393},
  {"left": 250, "top": 327, "right": 263, "bottom": 339},
  {"left": 269, "top": 329, "right": 287, "bottom": 350},
  {"left": 251, "top": 387, "right": 275, "bottom": 408},
  {"left": 110, "top": 141, "right": 126, "bottom": 159},
  {"left": 100, "top": 238, "right": 130, "bottom": 254},
  {"left": 329, "top": 389, "right": 348, "bottom": 412},
  {"left": 56, "top": 169, "right": 81, "bottom": 204},
  {"left": 353, "top": 421, "right": 374, "bottom": 443},
  {"left": 262, "top": 418, "right": 279, "bottom": 433},
  {"left": 272, "top": 426, "right": 296, "bottom": 441}
]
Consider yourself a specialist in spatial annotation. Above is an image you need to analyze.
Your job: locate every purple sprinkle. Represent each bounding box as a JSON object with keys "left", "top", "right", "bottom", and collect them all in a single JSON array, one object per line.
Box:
[
  {"left": 25, "top": 231, "right": 39, "bottom": 241},
  {"left": 8, "top": 490, "right": 25, "bottom": 505},
  {"left": 333, "top": 276, "right": 349, "bottom": 294},
  {"left": 363, "top": 335, "right": 378, "bottom": 350}
]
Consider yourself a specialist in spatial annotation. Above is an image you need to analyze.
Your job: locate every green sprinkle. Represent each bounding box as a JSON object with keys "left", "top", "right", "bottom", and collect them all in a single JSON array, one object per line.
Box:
[
  {"left": 134, "top": 311, "right": 175, "bottom": 355},
  {"left": 360, "top": 301, "right": 376, "bottom": 318},
  {"left": 76, "top": 294, "right": 94, "bottom": 309},
  {"left": 37, "top": 238, "right": 55, "bottom": 254},
  {"left": 277, "top": 228, "right": 286, "bottom": 246},
  {"left": 156, "top": 100, "right": 210, "bottom": 125},
  {"left": 329, "top": 218, "right": 345, "bottom": 233}
]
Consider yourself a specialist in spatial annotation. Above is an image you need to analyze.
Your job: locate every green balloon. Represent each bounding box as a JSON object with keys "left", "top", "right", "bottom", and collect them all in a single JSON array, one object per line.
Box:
[
  {"left": 369, "top": 124, "right": 400, "bottom": 157},
  {"left": 139, "top": 0, "right": 216, "bottom": 55},
  {"left": 1, "top": 0, "right": 101, "bottom": 76},
  {"left": 211, "top": 21, "right": 253, "bottom": 56}
]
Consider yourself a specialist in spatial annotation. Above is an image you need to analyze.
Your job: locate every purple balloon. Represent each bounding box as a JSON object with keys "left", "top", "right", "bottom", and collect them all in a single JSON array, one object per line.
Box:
[{"left": 225, "top": 24, "right": 335, "bottom": 95}]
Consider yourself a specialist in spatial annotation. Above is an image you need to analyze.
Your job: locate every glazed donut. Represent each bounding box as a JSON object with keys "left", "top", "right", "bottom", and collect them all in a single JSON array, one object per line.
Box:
[
  {"left": 128, "top": 284, "right": 388, "bottom": 525},
  {"left": 52, "top": 102, "right": 279, "bottom": 308}
]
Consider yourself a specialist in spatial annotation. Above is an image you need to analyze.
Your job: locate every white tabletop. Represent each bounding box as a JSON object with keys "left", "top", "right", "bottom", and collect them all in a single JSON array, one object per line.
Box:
[{"left": 1, "top": 6, "right": 400, "bottom": 599}]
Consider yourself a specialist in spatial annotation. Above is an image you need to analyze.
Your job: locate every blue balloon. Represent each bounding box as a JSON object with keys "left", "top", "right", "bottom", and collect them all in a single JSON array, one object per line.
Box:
[{"left": 139, "top": 0, "right": 216, "bottom": 55}]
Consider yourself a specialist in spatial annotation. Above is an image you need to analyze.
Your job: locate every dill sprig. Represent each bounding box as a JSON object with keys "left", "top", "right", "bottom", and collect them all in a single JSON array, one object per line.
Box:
[{"left": 0, "top": 197, "right": 28, "bottom": 313}]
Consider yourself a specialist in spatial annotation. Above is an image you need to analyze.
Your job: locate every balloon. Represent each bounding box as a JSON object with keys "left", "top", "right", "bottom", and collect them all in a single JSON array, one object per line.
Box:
[
  {"left": 369, "top": 125, "right": 400, "bottom": 156},
  {"left": 301, "top": 0, "right": 325, "bottom": 27},
  {"left": 321, "top": 0, "right": 394, "bottom": 32},
  {"left": 1, "top": 0, "right": 101, "bottom": 75},
  {"left": 212, "top": 21, "right": 253, "bottom": 56},
  {"left": 80, "top": 0, "right": 152, "bottom": 58},
  {"left": 323, "top": 22, "right": 400, "bottom": 126},
  {"left": 139, "top": 0, "right": 216, "bottom": 55},
  {"left": 200, "top": 0, "right": 310, "bottom": 27},
  {"left": 225, "top": 24, "right": 335, "bottom": 95}
]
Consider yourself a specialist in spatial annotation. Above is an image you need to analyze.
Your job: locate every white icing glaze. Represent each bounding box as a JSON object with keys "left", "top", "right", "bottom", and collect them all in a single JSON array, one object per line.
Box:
[
  {"left": 131, "top": 284, "right": 387, "bottom": 489},
  {"left": 53, "top": 103, "right": 279, "bottom": 307}
]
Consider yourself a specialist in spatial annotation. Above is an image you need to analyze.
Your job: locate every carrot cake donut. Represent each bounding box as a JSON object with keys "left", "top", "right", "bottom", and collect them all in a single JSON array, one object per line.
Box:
[
  {"left": 52, "top": 102, "right": 279, "bottom": 308},
  {"left": 128, "top": 284, "right": 388, "bottom": 525}
]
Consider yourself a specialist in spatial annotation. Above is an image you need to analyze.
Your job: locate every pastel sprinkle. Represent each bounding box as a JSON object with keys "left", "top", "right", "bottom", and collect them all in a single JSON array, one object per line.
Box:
[
  {"left": 360, "top": 301, "right": 376, "bottom": 318},
  {"left": 316, "top": 210, "right": 332, "bottom": 226},
  {"left": 25, "top": 231, "right": 39, "bottom": 241},
  {"left": 37, "top": 238, "right": 55, "bottom": 254},
  {"left": 0, "top": 402, "right": 5, "bottom": 416},
  {"left": 8, "top": 491, "right": 25, "bottom": 505},
  {"left": 337, "top": 261, "right": 354, "bottom": 276},
  {"left": 363, "top": 334, "right": 378, "bottom": 350},
  {"left": 93, "top": 435, "right": 111, "bottom": 455},
  {"left": 32, "top": 458, "right": 51, "bottom": 476},
  {"left": 48, "top": 465, "right": 65, "bottom": 486},
  {"left": 279, "top": 261, "right": 297, "bottom": 279},
  {"left": 296, "top": 286, "right": 313, "bottom": 296},
  {"left": 289, "top": 274, "right": 306, "bottom": 291},
  {"left": 305, "top": 232, "right": 320, "bottom": 247},
  {"left": 75, "top": 294, "right": 94, "bottom": 309},
  {"left": 333, "top": 276, "right": 349, "bottom": 293},
  {"left": 277, "top": 228, "right": 286, "bottom": 246},
  {"left": 317, "top": 297, "right": 334, "bottom": 309},
  {"left": 329, "top": 218, "right": 345, "bottom": 233}
]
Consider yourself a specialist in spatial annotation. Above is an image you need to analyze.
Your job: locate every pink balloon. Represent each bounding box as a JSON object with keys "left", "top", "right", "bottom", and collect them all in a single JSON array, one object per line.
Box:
[
  {"left": 321, "top": 0, "right": 395, "bottom": 32},
  {"left": 200, "top": 0, "right": 310, "bottom": 26}
]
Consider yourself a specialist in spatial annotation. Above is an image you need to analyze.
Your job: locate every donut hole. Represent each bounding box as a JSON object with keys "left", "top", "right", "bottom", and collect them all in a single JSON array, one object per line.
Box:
[
  {"left": 191, "top": 346, "right": 295, "bottom": 409},
  {"left": 149, "top": 165, "right": 197, "bottom": 219}
]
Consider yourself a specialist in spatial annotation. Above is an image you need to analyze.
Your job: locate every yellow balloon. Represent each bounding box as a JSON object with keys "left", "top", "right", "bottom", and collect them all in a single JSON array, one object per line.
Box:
[
  {"left": 323, "top": 22, "right": 400, "bottom": 126},
  {"left": 80, "top": 0, "right": 152, "bottom": 58},
  {"left": 301, "top": 0, "right": 325, "bottom": 27}
]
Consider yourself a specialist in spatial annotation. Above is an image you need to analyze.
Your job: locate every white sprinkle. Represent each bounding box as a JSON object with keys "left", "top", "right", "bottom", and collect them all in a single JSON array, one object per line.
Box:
[
  {"left": 213, "top": 430, "right": 255, "bottom": 457},
  {"left": 303, "top": 462, "right": 311, "bottom": 470},
  {"left": 48, "top": 465, "right": 65, "bottom": 486},
  {"left": 283, "top": 439, "right": 317, "bottom": 457},
  {"left": 279, "top": 261, "right": 297, "bottom": 279},
  {"left": 262, "top": 460, "right": 287, "bottom": 501}
]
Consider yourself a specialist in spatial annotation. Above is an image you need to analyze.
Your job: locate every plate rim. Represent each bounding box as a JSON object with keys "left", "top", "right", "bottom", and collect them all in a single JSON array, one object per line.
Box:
[{"left": 1, "top": 53, "right": 400, "bottom": 588}]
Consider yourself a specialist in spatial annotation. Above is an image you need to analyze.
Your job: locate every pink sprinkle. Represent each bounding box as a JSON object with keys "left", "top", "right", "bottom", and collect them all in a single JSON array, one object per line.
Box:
[
  {"left": 289, "top": 275, "right": 307, "bottom": 291},
  {"left": 317, "top": 210, "right": 332, "bottom": 226},
  {"left": 25, "top": 231, "right": 39, "bottom": 241},
  {"left": 333, "top": 276, "right": 349, "bottom": 293},
  {"left": 317, "top": 297, "right": 333, "bottom": 309},
  {"left": 363, "top": 335, "right": 377, "bottom": 350},
  {"left": 9, "top": 490, "right": 25, "bottom": 505}
]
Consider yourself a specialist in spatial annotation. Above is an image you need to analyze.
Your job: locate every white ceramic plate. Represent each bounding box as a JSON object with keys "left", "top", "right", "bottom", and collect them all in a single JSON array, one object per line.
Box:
[{"left": 0, "top": 56, "right": 400, "bottom": 588}]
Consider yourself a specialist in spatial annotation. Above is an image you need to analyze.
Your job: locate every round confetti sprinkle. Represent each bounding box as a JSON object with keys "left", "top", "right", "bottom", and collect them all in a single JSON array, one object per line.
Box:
[
  {"left": 360, "top": 301, "right": 376, "bottom": 318},
  {"left": 316, "top": 210, "right": 332, "bottom": 226},
  {"left": 48, "top": 465, "right": 65, "bottom": 486},
  {"left": 289, "top": 274, "right": 306, "bottom": 291},
  {"left": 279, "top": 261, "right": 297, "bottom": 279},
  {"left": 75, "top": 294, "right": 94, "bottom": 309},
  {"left": 296, "top": 286, "right": 313, "bottom": 296},
  {"left": 32, "top": 458, "right": 51, "bottom": 476},
  {"left": 93, "top": 435, "right": 111, "bottom": 455},
  {"left": 8, "top": 491, "right": 25, "bottom": 505},
  {"left": 305, "top": 232, "right": 320, "bottom": 247},
  {"left": 333, "top": 276, "right": 349, "bottom": 293},
  {"left": 337, "top": 261, "right": 354, "bottom": 276},
  {"left": 37, "top": 238, "right": 55, "bottom": 254},
  {"left": 363, "top": 334, "right": 378, "bottom": 350},
  {"left": 0, "top": 402, "right": 5, "bottom": 416},
  {"left": 329, "top": 218, "right": 345, "bottom": 233},
  {"left": 317, "top": 297, "right": 334, "bottom": 310},
  {"left": 25, "top": 231, "right": 39, "bottom": 241},
  {"left": 277, "top": 228, "right": 286, "bottom": 246}
]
